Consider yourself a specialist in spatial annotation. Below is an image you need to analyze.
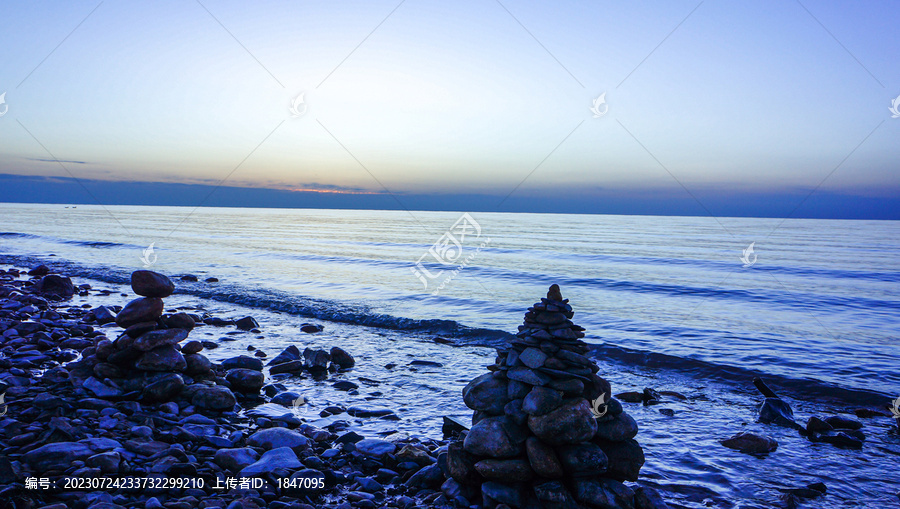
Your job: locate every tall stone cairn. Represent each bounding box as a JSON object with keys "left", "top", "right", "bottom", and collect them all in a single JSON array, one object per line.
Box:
[{"left": 447, "top": 285, "right": 648, "bottom": 509}]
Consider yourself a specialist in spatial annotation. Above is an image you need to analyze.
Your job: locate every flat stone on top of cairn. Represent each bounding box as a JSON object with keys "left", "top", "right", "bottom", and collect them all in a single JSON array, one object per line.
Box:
[{"left": 449, "top": 285, "right": 650, "bottom": 509}]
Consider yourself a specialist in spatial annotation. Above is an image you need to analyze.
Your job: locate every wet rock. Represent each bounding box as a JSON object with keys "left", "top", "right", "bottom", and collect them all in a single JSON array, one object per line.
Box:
[
  {"left": 406, "top": 464, "right": 444, "bottom": 489},
  {"left": 573, "top": 478, "right": 635, "bottom": 509},
  {"left": 534, "top": 480, "right": 578, "bottom": 509},
  {"left": 594, "top": 411, "right": 639, "bottom": 442},
  {"left": 819, "top": 432, "right": 863, "bottom": 449},
  {"left": 226, "top": 368, "right": 265, "bottom": 393},
  {"left": 527, "top": 399, "right": 597, "bottom": 446},
  {"left": 824, "top": 415, "right": 862, "bottom": 430},
  {"left": 556, "top": 443, "right": 608, "bottom": 477},
  {"left": 525, "top": 436, "right": 563, "bottom": 478},
  {"left": 759, "top": 398, "right": 800, "bottom": 429},
  {"left": 330, "top": 346, "right": 355, "bottom": 369},
  {"left": 184, "top": 353, "right": 212, "bottom": 375},
  {"left": 133, "top": 328, "right": 188, "bottom": 351},
  {"left": 355, "top": 439, "right": 396, "bottom": 458},
  {"left": 300, "top": 323, "right": 323, "bottom": 333},
  {"left": 447, "top": 441, "right": 481, "bottom": 485},
  {"left": 235, "top": 316, "right": 259, "bottom": 331},
  {"left": 131, "top": 270, "right": 175, "bottom": 298},
  {"left": 464, "top": 416, "right": 527, "bottom": 458},
  {"left": 36, "top": 274, "right": 75, "bottom": 298},
  {"left": 83, "top": 376, "right": 124, "bottom": 398},
  {"left": 474, "top": 458, "right": 534, "bottom": 482},
  {"left": 221, "top": 355, "right": 264, "bottom": 371},
  {"left": 92, "top": 305, "right": 117, "bottom": 325},
  {"left": 720, "top": 431, "right": 778, "bottom": 454},
  {"left": 240, "top": 446, "right": 302, "bottom": 477},
  {"left": 86, "top": 451, "right": 121, "bottom": 474},
  {"left": 269, "top": 360, "right": 305, "bottom": 375},
  {"left": 304, "top": 349, "right": 330, "bottom": 372},
  {"left": 481, "top": 481, "right": 526, "bottom": 508},
  {"left": 191, "top": 386, "right": 237, "bottom": 411},
  {"left": 347, "top": 407, "right": 396, "bottom": 418},
  {"left": 214, "top": 448, "right": 259, "bottom": 472},
  {"left": 806, "top": 416, "right": 833, "bottom": 434},
  {"left": 181, "top": 340, "right": 203, "bottom": 355},
  {"left": 634, "top": 486, "right": 670, "bottom": 509},
  {"left": 463, "top": 373, "right": 509, "bottom": 415},
  {"left": 135, "top": 345, "right": 186, "bottom": 372},
  {"left": 522, "top": 386, "right": 563, "bottom": 416},
  {"left": 164, "top": 312, "right": 195, "bottom": 331},
  {"left": 28, "top": 264, "right": 50, "bottom": 276},
  {"left": 507, "top": 366, "right": 551, "bottom": 386},
  {"left": 268, "top": 345, "right": 301, "bottom": 366},
  {"left": 180, "top": 274, "right": 198, "bottom": 282},
  {"left": 594, "top": 438, "right": 645, "bottom": 481},
  {"left": 115, "top": 297, "right": 164, "bottom": 328},
  {"left": 616, "top": 391, "right": 645, "bottom": 403},
  {"left": 142, "top": 373, "right": 185, "bottom": 402},
  {"left": 247, "top": 427, "right": 310, "bottom": 450},
  {"left": 519, "top": 347, "right": 548, "bottom": 369},
  {"left": 24, "top": 442, "right": 94, "bottom": 471}
]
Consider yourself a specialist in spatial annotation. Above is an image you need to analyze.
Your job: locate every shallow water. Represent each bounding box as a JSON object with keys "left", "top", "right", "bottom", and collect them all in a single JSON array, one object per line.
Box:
[{"left": 2, "top": 203, "right": 899, "bottom": 506}]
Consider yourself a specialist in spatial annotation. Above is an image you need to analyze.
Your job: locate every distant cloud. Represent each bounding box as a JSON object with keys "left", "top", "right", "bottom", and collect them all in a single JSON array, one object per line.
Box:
[
  {"left": 27, "top": 158, "right": 88, "bottom": 165},
  {"left": 286, "top": 182, "right": 385, "bottom": 195}
]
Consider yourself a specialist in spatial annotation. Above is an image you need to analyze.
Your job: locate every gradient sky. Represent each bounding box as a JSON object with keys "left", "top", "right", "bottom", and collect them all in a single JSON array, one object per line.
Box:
[{"left": 1, "top": 1, "right": 898, "bottom": 209}]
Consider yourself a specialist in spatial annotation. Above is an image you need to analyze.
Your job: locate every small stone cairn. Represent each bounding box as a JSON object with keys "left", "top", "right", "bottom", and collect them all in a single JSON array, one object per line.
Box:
[
  {"left": 69, "top": 270, "right": 253, "bottom": 412},
  {"left": 447, "top": 285, "right": 651, "bottom": 509}
]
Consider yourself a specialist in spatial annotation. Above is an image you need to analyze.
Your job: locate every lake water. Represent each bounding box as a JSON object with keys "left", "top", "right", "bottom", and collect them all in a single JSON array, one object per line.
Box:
[{"left": 1, "top": 203, "right": 899, "bottom": 507}]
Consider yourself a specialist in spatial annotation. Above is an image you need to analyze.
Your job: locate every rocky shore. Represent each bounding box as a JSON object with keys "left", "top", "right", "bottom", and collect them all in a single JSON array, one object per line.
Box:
[{"left": 1, "top": 264, "right": 898, "bottom": 509}]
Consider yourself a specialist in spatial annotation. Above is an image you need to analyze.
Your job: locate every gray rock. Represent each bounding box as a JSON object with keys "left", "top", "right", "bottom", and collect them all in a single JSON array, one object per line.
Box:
[
  {"left": 142, "top": 373, "right": 185, "bottom": 402},
  {"left": 191, "top": 386, "right": 237, "bottom": 411},
  {"left": 720, "top": 432, "right": 778, "bottom": 454},
  {"left": 522, "top": 386, "right": 563, "bottom": 416},
  {"left": 214, "top": 448, "right": 259, "bottom": 472},
  {"left": 330, "top": 347, "right": 355, "bottom": 369},
  {"left": 226, "top": 368, "right": 265, "bottom": 393},
  {"left": 131, "top": 270, "right": 175, "bottom": 298},
  {"left": 474, "top": 458, "right": 534, "bottom": 482},
  {"left": 527, "top": 398, "right": 597, "bottom": 446},
  {"left": 133, "top": 328, "right": 188, "bottom": 351},
  {"left": 239, "top": 447, "right": 302, "bottom": 477},
  {"left": 83, "top": 377, "right": 123, "bottom": 398},
  {"left": 519, "top": 347, "right": 548, "bottom": 369},
  {"left": 508, "top": 366, "right": 551, "bottom": 386},
  {"left": 573, "top": 478, "right": 635, "bottom": 509},
  {"left": 557, "top": 443, "right": 608, "bottom": 477},
  {"left": 526, "top": 436, "right": 564, "bottom": 478},
  {"left": 824, "top": 415, "right": 862, "bottom": 430},
  {"left": 355, "top": 439, "right": 396, "bottom": 458},
  {"left": 594, "top": 439, "right": 645, "bottom": 481},
  {"left": 247, "top": 427, "right": 310, "bottom": 450},
  {"left": 594, "top": 411, "right": 639, "bottom": 442},
  {"left": 235, "top": 316, "right": 259, "bottom": 331},
  {"left": 635, "top": 486, "right": 670, "bottom": 509},
  {"left": 464, "top": 415, "right": 527, "bottom": 458},
  {"left": 24, "top": 442, "right": 95, "bottom": 471},
  {"left": 463, "top": 373, "right": 509, "bottom": 415},
  {"left": 36, "top": 274, "right": 75, "bottom": 298},
  {"left": 135, "top": 345, "right": 186, "bottom": 372},
  {"left": 759, "top": 398, "right": 800, "bottom": 429},
  {"left": 221, "top": 355, "right": 263, "bottom": 371},
  {"left": 533, "top": 480, "right": 578, "bottom": 509},
  {"left": 115, "top": 297, "right": 164, "bottom": 328}
]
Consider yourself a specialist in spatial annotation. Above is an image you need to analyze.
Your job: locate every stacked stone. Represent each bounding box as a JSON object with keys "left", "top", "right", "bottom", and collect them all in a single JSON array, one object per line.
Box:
[
  {"left": 447, "top": 285, "right": 649, "bottom": 509},
  {"left": 69, "top": 270, "right": 249, "bottom": 412}
]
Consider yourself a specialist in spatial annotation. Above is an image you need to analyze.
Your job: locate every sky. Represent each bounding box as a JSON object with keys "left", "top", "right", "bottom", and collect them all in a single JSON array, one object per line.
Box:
[{"left": 0, "top": 0, "right": 898, "bottom": 217}]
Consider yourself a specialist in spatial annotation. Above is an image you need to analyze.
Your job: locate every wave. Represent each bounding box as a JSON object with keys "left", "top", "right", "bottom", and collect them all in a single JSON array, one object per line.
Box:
[
  {"left": 0, "top": 251, "right": 891, "bottom": 409},
  {"left": 0, "top": 232, "right": 36, "bottom": 238},
  {"left": 61, "top": 240, "right": 129, "bottom": 249}
]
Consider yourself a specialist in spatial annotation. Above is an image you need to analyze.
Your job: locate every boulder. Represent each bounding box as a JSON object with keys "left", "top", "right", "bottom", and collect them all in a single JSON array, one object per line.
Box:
[
  {"left": 226, "top": 368, "right": 265, "bottom": 393},
  {"left": 556, "top": 443, "right": 608, "bottom": 477},
  {"left": 464, "top": 416, "right": 527, "bottom": 458},
  {"left": 573, "top": 478, "right": 635, "bottom": 509},
  {"left": 527, "top": 399, "right": 597, "bottom": 446},
  {"left": 24, "top": 442, "right": 94, "bottom": 471},
  {"left": 133, "top": 328, "right": 188, "bottom": 351},
  {"left": 135, "top": 345, "right": 186, "bottom": 372},
  {"left": 235, "top": 316, "right": 259, "bottom": 331},
  {"left": 191, "top": 386, "right": 236, "bottom": 411},
  {"left": 759, "top": 398, "right": 799, "bottom": 429},
  {"left": 184, "top": 353, "right": 212, "bottom": 376},
  {"left": 36, "top": 274, "right": 75, "bottom": 298},
  {"left": 463, "top": 373, "right": 509, "bottom": 415},
  {"left": 447, "top": 441, "right": 481, "bottom": 485},
  {"left": 115, "top": 297, "right": 164, "bottom": 328},
  {"left": 142, "top": 374, "right": 185, "bottom": 402},
  {"left": 533, "top": 481, "right": 578, "bottom": 509},
  {"left": 239, "top": 447, "right": 302, "bottom": 477},
  {"left": 247, "top": 427, "right": 310, "bottom": 450},
  {"left": 92, "top": 306, "right": 117, "bottom": 325},
  {"left": 634, "top": 486, "right": 671, "bottom": 509},
  {"left": 268, "top": 346, "right": 301, "bottom": 366},
  {"left": 473, "top": 459, "right": 534, "bottom": 482},
  {"left": 355, "top": 439, "right": 396, "bottom": 458},
  {"left": 720, "top": 432, "right": 778, "bottom": 454},
  {"left": 595, "top": 439, "right": 645, "bottom": 481},
  {"left": 522, "top": 386, "right": 563, "bottom": 416},
  {"left": 214, "top": 448, "right": 259, "bottom": 472},
  {"left": 330, "top": 346, "right": 355, "bottom": 369},
  {"left": 525, "top": 437, "right": 564, "bottom": 478},
  {"left": 221, "top": 355, "right": 264, "bottom": 371},
  {"left": 594, "top": 412, "right": 639, "bottom": 442},
  {"left": 824, "top": 415, "right": 863, "bottom": 430},
  {"left": 130, "top": 270, "right": 175, "bottom": 298},
  {"left": 164, "top": 313, "right": 195, "bottom": 331}
]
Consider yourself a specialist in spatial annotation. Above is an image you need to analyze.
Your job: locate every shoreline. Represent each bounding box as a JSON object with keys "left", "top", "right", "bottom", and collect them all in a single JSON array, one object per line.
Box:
[{"left": 1, "top": 262, "right": 899, "bottom": 508}]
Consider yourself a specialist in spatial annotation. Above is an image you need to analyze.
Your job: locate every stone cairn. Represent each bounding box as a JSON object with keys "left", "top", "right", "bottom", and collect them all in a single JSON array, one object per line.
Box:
[
  {"left": 447, "top": 285, "right": 653, "bottom": 509},
  {"left": 69, "top": 270, "right": 259, "bottom": 412}
]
